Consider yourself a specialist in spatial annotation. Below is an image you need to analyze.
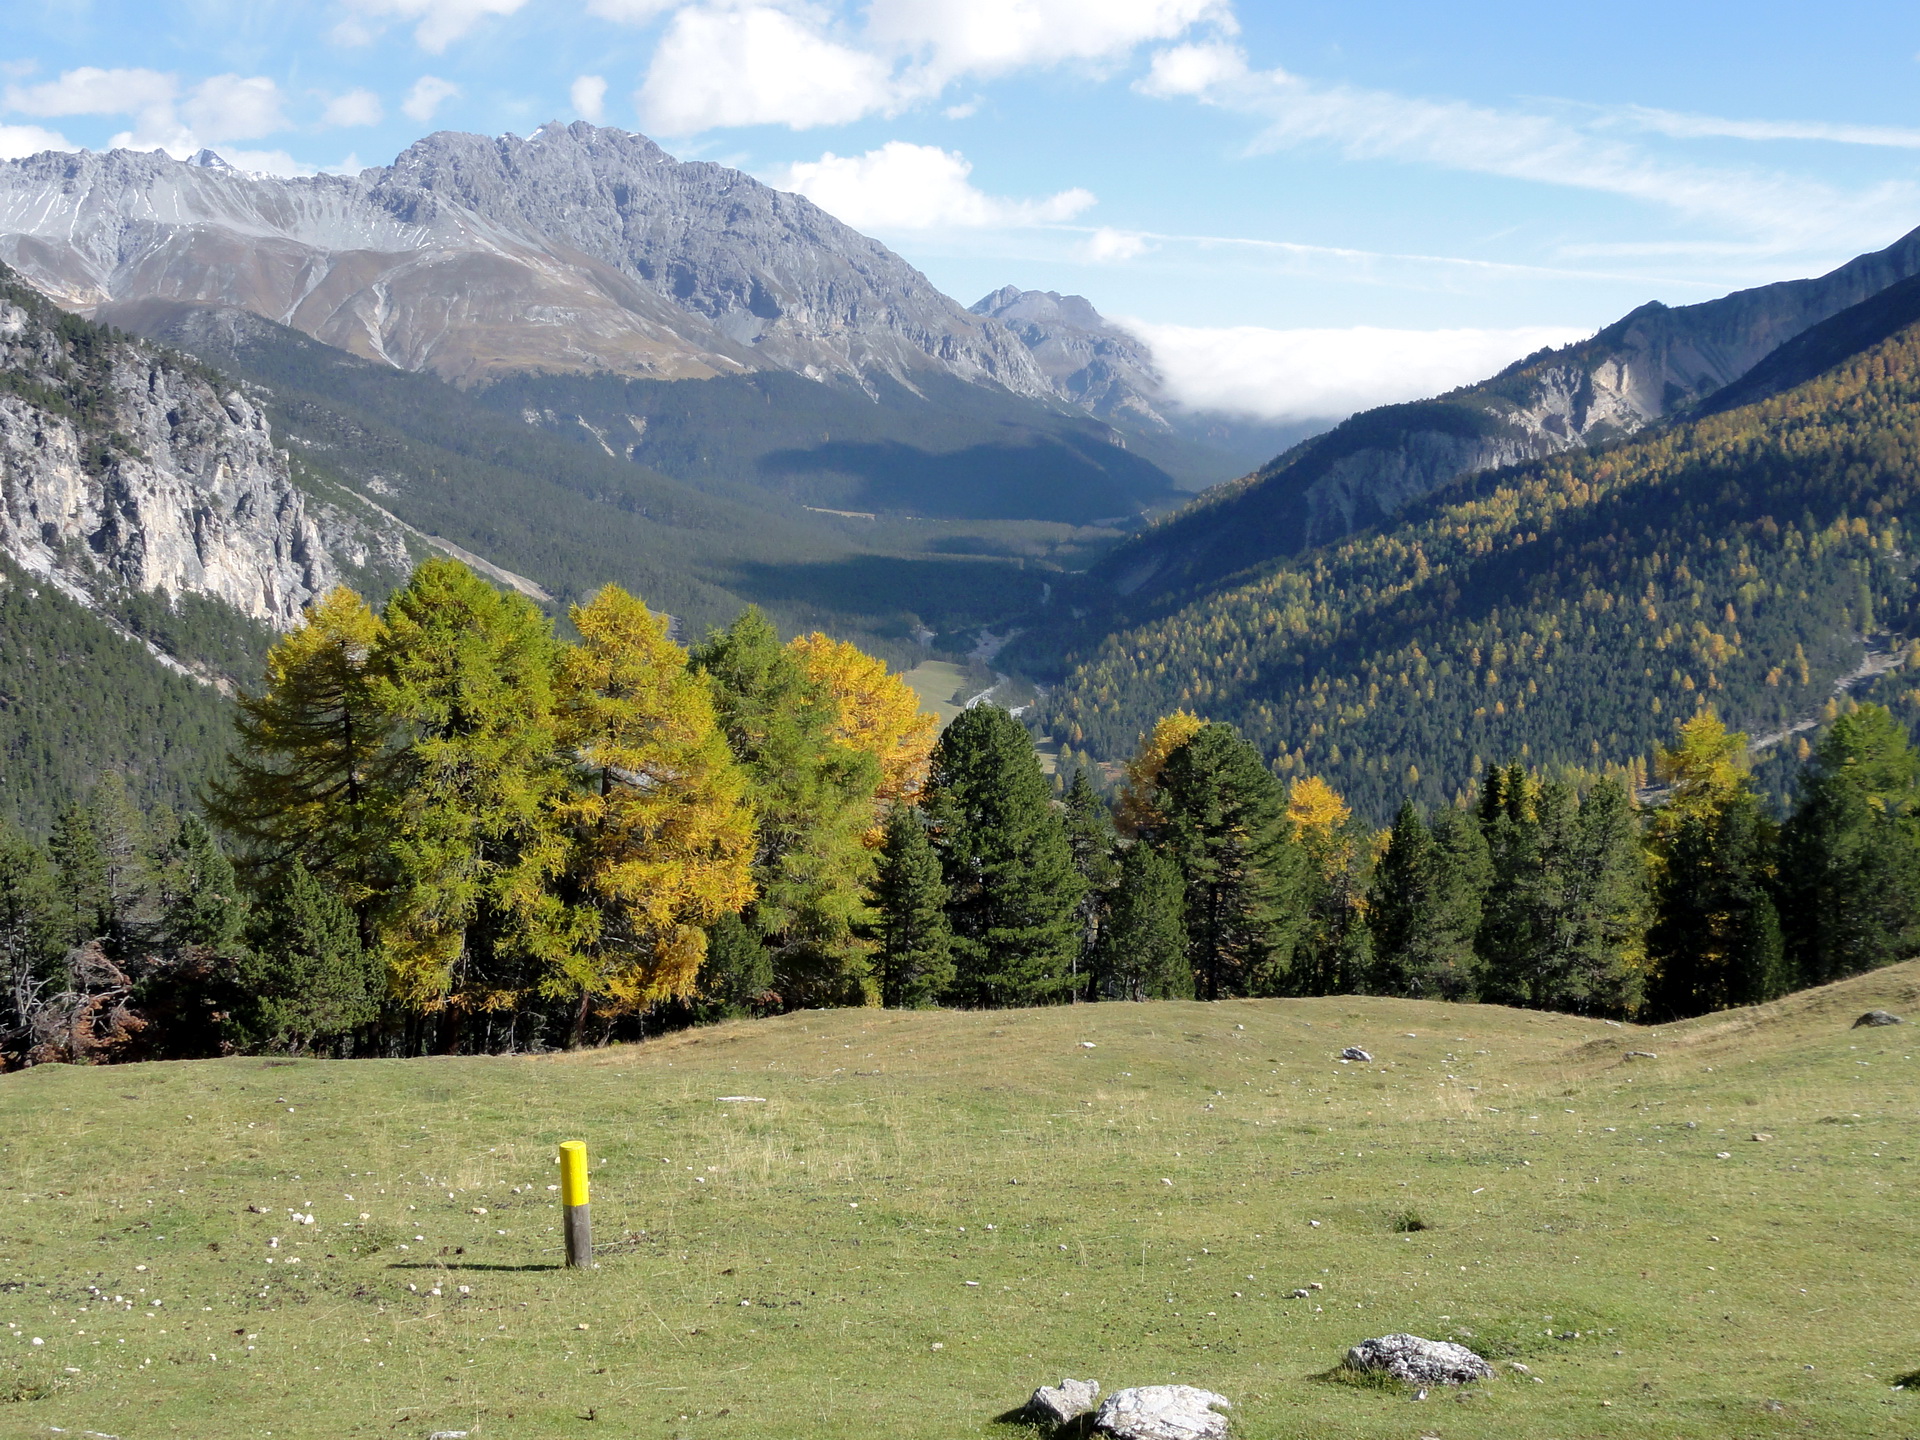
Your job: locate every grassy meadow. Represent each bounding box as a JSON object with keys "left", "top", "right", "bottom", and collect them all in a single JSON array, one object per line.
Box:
[{"left": 3, "top": 965, "right": 1919, "bottom": 1439}]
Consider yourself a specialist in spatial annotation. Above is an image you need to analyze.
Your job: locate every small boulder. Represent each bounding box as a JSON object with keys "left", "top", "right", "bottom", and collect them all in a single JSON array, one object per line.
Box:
[
  {"left": 1028, "top": 1378, "right": 1101, "bottom": 1427},
  {"left": 1339, "top": 1046, "right": 1373, "bottom": 1062},
  {"left": 1094, "top": 1384, "right": 1231, "bottom": 1440},
  {"left": 1624, "top": 1050, "right": 1658, "bottom": 1060},
  {"left": 1853, "top": 1010, "right": 1905, "bottom": 1028},
  {"left": 1344, "top": 1334, "right": 1494, "bottom": 1386}
]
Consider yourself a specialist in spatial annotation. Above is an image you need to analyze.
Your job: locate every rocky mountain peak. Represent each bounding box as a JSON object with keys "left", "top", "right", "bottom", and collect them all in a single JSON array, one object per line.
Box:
[{"left": 970, "top": 284, "right": 1168, "bottom": 429}]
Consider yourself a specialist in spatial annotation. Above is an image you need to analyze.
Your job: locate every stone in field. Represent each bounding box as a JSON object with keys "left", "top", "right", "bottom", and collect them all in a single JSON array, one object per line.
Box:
[
  {"left": 1028, "top": 1378, "right": 1101, "bottom": 1426},
  {"left": 1094, "top": 1384, "right": 1232, "bottom": 1439},
  {"left": 1339, "top": 1046, "right": 1373, "bottom": 1062},
  {"left": 1343, "top": 1333, "right": 1494, "bottom": 1386},
  {"left": 1853, "top": 1010, "right": 1904, "bottom": 1028}
]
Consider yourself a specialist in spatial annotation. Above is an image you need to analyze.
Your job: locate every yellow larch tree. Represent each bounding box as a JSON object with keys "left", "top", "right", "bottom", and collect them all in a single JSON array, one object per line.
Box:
[
  {"left": 788, "top": 632, "right": 938, "bottom": 822},
  {"left": 554, "top": 586, "right": 757, "bottom": 1024},
  {"left": 1115, "top": 710, "right": 1206, "bottom": 836}
]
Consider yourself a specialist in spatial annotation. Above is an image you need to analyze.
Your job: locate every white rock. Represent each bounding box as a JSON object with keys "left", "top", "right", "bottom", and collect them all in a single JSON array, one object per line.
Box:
[
  {"left": 1027, "top": 1377, "right": 1100, "bottom": 1426},
  {"left": 1094, "top": 1384, "right": 1231, "bottom": 1440},
  {"left": 1339, "top": 1046, "right": 1372, "bottom": 1062},
  {"left": 1344, "top": 1334, "right": 1493, "bottom": 1386}
]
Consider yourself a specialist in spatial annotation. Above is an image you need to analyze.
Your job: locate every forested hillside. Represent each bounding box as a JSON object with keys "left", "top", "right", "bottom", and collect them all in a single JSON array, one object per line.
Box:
[{"left": 1041, "top": 305, "right": 1920, "bottom": 820}]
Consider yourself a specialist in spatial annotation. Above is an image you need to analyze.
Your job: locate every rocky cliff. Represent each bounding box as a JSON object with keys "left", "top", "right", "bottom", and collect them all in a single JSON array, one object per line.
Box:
[
  {"left": 0, "top": 265, "right": 408, "bottom": 634},
  {"left": 0, "top": 125, "right": 1052, "bottom": 397},
  {"left": 969, "top": 285, "right": 1169, "bottom": 428}
]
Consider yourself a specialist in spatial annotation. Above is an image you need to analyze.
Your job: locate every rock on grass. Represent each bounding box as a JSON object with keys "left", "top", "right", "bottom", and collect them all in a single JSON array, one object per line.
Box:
[
  {"left": 1094, "top": 1384, "right": 1231, "bottom": 1439},
  {"left": 1027, "top": 1378, "right": 1101, "bottom": 1426},
  {"left": 1343, "top": 1333, "right": 1494, "bottom": 1386}
]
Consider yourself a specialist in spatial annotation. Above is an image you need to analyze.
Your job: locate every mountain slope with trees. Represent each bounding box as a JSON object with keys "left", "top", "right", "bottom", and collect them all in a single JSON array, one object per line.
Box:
[{"left": 1042, "top": 291, "right": 1920, "bottom": 821}]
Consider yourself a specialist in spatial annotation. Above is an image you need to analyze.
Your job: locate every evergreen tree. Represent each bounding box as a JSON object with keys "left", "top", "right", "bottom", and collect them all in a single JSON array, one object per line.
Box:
[
  {"left": 1153, "top": 722, "right": 1303, "bottom": 998},
  {"left": 692, "top": 607, "right": 881, "bottom": 1007},
  {"left": 88, "top": 773, "right": 154, "bottom": 957},
  {"left": 1646, "top": 792, "right": 1785, "bottom": 1018},
  {"left": 47, "top": 802, "right": 109, "bottom": 949},
  {"left": 1094, "top": 842, "right": 1190, "bottom": 1000},
  {"left": 1061, "top": 768, "right": 1119, "bottom": 998},
  {"left": 135, "top": 813, "right": 252, "bottom": 1060},
  {"left": 696, "top": 911, "right": 774, "bottom": 1017},
  {"left": 232, "top": 861, "right": 381, "bottom": 1054},
  {"left": 208, "top": 586, "right": 392, "bottom": 937},
  {"left": 869, "top": 805, "right": 954, "bottom": 1007},
  {"left": 925, "top": 705, "right": 1084, "bottom": 1006},
  {"left": 1288, "top": 776, "right": 1371, "bottom": 995},
  {"left": 372, "top": 559, "right": 573, "bottom": 1024},
  {"left": 0, "top": 820, "right": 61, "bottom": 1066},
  {"left": 1778, "top": 703, "right": 1920, "bottom": 985},
  {"left": 155, "top": 815, "right": 247, "bottom": 955},
  {"left": 553, "top": 585, "right": 756, "bottom": 1035},
  {"left": 1367, "top": 801, "right": 1479, "bottom": 1000}
]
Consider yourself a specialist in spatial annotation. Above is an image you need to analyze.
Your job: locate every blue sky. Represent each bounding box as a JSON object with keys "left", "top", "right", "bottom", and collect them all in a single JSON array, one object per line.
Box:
[{"left": 5, "top": 1, "right": 1920, "bottom": 418}]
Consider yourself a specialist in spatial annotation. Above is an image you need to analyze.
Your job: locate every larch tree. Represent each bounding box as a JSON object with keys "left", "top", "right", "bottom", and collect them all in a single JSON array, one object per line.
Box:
[
  {"left": 925, "top": 705, "right": 1084, "bottom": 1006},
  {"left": 788, "top": 632, "right": 938, "bottom": 820},
  {"left": 372, "top": 559, "right": 574, "bottom": 1026},
  {"left": 554, "top": 585, "right": 756, "bottom": 1038},
  {"left": 1114, "top": 711, "right": 1205, "bottom": 838}
]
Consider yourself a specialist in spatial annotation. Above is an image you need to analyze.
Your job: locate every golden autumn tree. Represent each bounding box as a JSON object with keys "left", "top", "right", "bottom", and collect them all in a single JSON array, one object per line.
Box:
[
  {"left": 554, "top": 586, "right": 756, "bottom": 1034},
  {"left": 1115, "top": 711, "right": 1206, "bottom": 837},
  {"left": 1287, "top": 774, "right": 1369, "bottom": 994},
  {"left": 788, "top": 633, "right": 939, "bottom": 822}
]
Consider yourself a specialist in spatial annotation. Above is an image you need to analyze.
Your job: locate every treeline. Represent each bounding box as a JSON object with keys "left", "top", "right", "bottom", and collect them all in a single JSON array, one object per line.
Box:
[
  {"left": 6, "top": 557, "right": 1916, "bottom": 1066},
  {"left": 1040, "top": 311, "right": 1920, "bottom": 820}
]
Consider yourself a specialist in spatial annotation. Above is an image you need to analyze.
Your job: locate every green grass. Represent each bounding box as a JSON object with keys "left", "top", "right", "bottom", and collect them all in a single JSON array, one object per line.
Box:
[{"left": 4, "top": 966, "right": 1920, "bottom": 1438}]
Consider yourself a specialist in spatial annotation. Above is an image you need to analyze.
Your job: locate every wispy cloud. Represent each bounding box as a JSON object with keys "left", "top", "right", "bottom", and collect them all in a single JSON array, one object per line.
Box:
[
  {"left": 1139, "top": 42, "right": 1919, "bottom": 252},
  {"left": 1604, "top": 104, "right": 1920, "bottom": 150}
]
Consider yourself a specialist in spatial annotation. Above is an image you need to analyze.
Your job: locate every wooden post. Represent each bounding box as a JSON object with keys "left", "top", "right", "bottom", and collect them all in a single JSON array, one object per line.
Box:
[{"left": 558, "top": 1140, "right": 592, "bottom": 1269}]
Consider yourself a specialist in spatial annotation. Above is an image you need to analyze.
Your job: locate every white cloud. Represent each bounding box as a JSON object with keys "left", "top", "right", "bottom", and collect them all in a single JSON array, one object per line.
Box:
[
  {"left": 181, "top": 74, "right": 288, "bottom": 140},
  {"left": 334, "top": 0, "right": 529, "bottom": 52},
  {"left": 1607, "top": 104, "right": 1920, "bottom": 150},
  {"left": 867, "top": 0, "right": 1233, "bottom": 86},
  {"left": 638, "top": 6, "right": 896, "bottom": 134},
  {"left": 6, "top": 66, "right": 290, "bottom": 155},
  {"left": 402, "top": 75, "right": 460, "bottom": 123},
  {"left": 770, "top": 141, "right": 1093, "bottom": 230},
  {"left": 4, "top": 65, "right": 177, "bottom": 117},
  {"left": 1121, "top": 319, "right": 1586, "bottom": 422},
  {"left": 0, "top": 123, "right": 72, "bottom": 159},
  {"left": 322, "top": 88, "right": 384, "bottom": 127},
  {"left": 570, "top": 74, "right": 608, "bottom": 124},
  {"left": 633, "top": 0, "right": 1230, "bottom": 134},
  {"left": 1140, "top": 42, "right": 1916, "bottom": 250},
  {"left": 1082, "top": 226, "right": 1151, "bottom": 261}
]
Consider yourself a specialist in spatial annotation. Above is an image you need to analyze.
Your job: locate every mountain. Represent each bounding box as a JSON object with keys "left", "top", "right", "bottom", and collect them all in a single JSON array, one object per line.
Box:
[
  {"left": 0, "top": 123, "right": 1049, "bottom": 396},
  {"left": 0, "top": 263, "right": 418, "bottom": 829},
  {"left": 1082, "top": 224, "right": 1920, "bottom": 611},
  {"left": 1039, "top": 275, "right": 1920, "bottom": 821}
]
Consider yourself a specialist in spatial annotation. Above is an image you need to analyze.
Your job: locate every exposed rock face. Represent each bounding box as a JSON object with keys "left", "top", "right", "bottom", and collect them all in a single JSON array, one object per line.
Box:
[
  {"left": 0, "top": 266, "right": 405, "bottom": 630},
  {"left": 1093, "top": 1385, "right": 1231, "bottom": 1440},
  {"left": 1091, "top": 224, "right": 1920, "bottom": 602},
  {"left": 1027, "top": 1377, "right": 1101, "bottom": 1426},
  {"left": 0, "top": 126, "right": 1051, "bottom": 397},
  {"left": 971, "top": 286, "right": 1168, "bottom": 429},
  {"left": 1343, "top": 1333, "right": 1493, "bottom": 1386}
]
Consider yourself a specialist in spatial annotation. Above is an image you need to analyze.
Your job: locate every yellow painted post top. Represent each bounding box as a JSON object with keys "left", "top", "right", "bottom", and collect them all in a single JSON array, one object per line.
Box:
[{"left": 558, "top": 1140, "right": 590, "bottom": 1208}]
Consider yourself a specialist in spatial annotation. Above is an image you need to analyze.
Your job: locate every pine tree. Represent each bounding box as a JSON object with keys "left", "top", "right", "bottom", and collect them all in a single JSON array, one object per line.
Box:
[
  {"left": 1646, "top": 791, "right": 1784, "bottom": 1017},
  {"left": 1778, "top": 703, "right": 1920, "bottom": 985},
  {"left": 1094, "top": 842, "right": 1190, "bottom": 1000},
  {"left": 692, "top": 607, "right": 881, "bottom": 1007},
  {"left": 1288, "top": 776, "right": 1370, "bottom": 995},
  {"left": 47, "top": 802, "right": 109, "bottom": 949},
  {"left": 88, "top": 773, "right": 154, "bottom": 958},
  {"left": 925, "top": 705, "right": 1084, "bottom": 1007},
  {"left": 155, "top": 815, "right": 247, "bottom": 956},
  {"left": 869, "top": 805, "right": 954, "bottom": 1007},
  {"left": 1061, "top": 768, "right": 1119, "bottom": 998},
  {"left": 207, "top": 586, "right": 391, "bottom": 936},
  {"left": 232, "top": 861, "right": 381, "bottom": 1054},
  {"left": 553, "top": 585, "right": 756, "bottom": 1035},
  {"left": 1367, "top": 801, "right": 1478, "bottom": 1000},
  {"left": 696, "top": 911, "right": 774, "bottom": 1017},
  {"left": 1114, "top": 712, "right": 1205, "bottom": 837},
  {"left": 133, "top": 813, "right": 252, "bottom": 1060},
  {"left": 1153, "top": 722, "right": 1303, "bottom": 998},
  {"left": 372, "top": 558, "right": 573, "bottom": 1024}
]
